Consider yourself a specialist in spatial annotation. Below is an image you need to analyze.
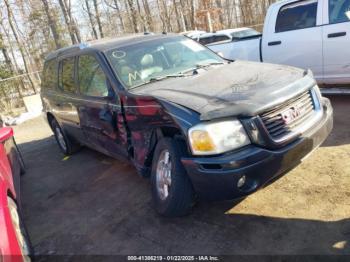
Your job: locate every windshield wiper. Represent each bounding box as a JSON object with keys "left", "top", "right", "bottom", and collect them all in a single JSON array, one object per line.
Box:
[
  {"left": 182, "top": 61, "right": 225, "bottom": 74},
  {"left": 148, "top": 73, "right": 191, "bottom": 82},
  {"left": 196, "top": 61, "right": 225, "bottom": 68}
]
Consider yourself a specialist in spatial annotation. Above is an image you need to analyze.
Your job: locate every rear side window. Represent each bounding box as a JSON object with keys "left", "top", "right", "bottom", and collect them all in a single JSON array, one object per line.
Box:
[
  {"left": 199, "top": 37, "right": 213, "bottom": 45},
  {"left": 212, "top": 35, "right": 230, "bottom": 43},
  {"left": 42, "top": 59, "right": 57, "bottom": 90},
  {"left": 78, "top": 55, "right": 109, "bottom": 97},
  {"left": 275, "top": 0, "right": 318, "bottom": 33},
  {"left": 59, "top": 57, "right": 76, "bottom": 93},
  {"left": 199, "top": 35, "right": 229, "bottom": 45},
  {"left": 329, "top": 0, "right": 350, "bottom": 24}
]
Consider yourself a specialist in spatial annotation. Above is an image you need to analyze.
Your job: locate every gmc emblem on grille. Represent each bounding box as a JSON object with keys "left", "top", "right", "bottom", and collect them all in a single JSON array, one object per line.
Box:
[{"left": 281, "top": 106, "right": 302, "bottom": 124}]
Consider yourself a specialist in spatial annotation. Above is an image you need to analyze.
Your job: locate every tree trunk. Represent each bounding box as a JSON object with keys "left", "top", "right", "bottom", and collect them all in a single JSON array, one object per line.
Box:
[
  {"left": 136, "top": 0, "right": 146, "bottom": 32},
  {"left": 188, "top": 0, "right": 196, "bottom": 29},
  {"left": 215, "top": 0, "right": 224, "bottom": 28},
  {"left": 113, "top": 0, "right": 126, "bottom": 32},
  {"left": 179, "top": 0, "right": 190, "bottom": 31},
  {"left": 65, "top": 0, "right": 82, "bottom": 42},
  {"left": 40, "top": 0, "right": 63, "bottom": 49},
  {"left": 58, "top": 0, "right": 77, "bottom": 44},
  {"left": 126, "top": 0, "right": 139, "bottom": 33},
  {"left": 172, "top": 0, "right": 182, "bottom": 32},
  {"left": 142, "top": 0, "right": 153, "bottom": 32},
  {"left": 85, "top": 0, "right": 99, "bottom": 39},
  {"left": 160, "top": 0, "right": 172, "bottom": 32},
  {"left": 93, "top": 0, "right": 105, "bottom": 38}
]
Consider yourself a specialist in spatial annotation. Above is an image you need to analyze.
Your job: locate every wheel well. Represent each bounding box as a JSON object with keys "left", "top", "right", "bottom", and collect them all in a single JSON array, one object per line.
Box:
[
  {"left": 7, "top": 190, "right": 16, "bottom": 203},
  {"left": 145, "top": 127, "right": 189, "bottom": 168},
  {"left": 46, "top": 113, "right": 55, "bottom": 130},
  {"left": 159, "top": 127, "right": 182, "bottom": 139}
]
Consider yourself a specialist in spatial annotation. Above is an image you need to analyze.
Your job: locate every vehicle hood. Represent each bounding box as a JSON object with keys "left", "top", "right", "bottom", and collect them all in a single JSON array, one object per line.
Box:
[{"left": 130, "top": 61, "right": 316, "bottom": 120}]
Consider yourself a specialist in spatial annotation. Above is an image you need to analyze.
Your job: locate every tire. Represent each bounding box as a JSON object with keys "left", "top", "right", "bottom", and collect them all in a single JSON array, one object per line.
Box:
[
  {"left": 7, "top": 197, "right": 33, "bottom": 260},
  {"left": 51, "top": 119, "right": 80, "bottom": 155},
  {"left": 151, "top": 138, "right": 195, "bottom": 217}
]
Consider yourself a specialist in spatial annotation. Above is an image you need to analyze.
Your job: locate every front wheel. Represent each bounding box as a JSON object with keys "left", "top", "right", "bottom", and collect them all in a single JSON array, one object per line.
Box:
[{"left": 151, "top": 138, "right": 195, "bottom": 217}]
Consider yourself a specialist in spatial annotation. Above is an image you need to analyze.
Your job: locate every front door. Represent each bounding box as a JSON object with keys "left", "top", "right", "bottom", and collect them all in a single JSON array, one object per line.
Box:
[
  {"left": 322, "top": 0, "right": 350, "bottom": 86},
  {"left": 77, "top": 53, "right": 128, "bottom": 159}
]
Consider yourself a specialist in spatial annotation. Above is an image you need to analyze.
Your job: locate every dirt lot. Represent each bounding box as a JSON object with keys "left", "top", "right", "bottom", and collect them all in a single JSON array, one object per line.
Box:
[{"left": 13, "top": 95, "right": 349, "bottom": 255}]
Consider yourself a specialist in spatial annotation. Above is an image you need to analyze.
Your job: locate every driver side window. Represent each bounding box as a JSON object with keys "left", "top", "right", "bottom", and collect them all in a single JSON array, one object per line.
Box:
[{"left": 78, "top": 55, "right": 109, "bottom": 97}]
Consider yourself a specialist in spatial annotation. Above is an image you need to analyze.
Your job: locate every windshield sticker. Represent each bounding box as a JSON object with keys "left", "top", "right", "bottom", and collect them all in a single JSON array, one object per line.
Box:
[
  {"left": 112, "top": 50, "right": 126, "bottom": 59},
  {"left": 128, "top": 71, "right": 142, "bottom": 86},
  {"left": 181, "top": 40, "right": 205, "bottom": 52}
]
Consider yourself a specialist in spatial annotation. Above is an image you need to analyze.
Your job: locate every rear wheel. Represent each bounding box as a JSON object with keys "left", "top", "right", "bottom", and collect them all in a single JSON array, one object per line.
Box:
[
  {"left": 151, "top": 138, "right": 195, "bottom": 217},
  {"left": 51, "top": 119, "right": 80, "bottom": 155},
  {"left": 7, "top": 197, "right": 32, "bottom": 261}
]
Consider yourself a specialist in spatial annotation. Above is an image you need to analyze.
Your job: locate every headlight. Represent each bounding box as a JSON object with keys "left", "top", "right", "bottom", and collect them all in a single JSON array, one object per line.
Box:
[{"left": 188, "top": 120, "right": 250, "bottom": 155}]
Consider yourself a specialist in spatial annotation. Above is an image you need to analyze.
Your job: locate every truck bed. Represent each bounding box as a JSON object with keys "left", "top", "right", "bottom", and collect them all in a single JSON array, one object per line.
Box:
[{"left": 206, "top": 35, "right": 262, "bottom": 62}]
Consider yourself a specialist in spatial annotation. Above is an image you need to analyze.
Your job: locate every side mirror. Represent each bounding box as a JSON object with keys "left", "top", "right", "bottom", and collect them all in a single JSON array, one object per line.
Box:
[{"left": 0, "top": 127, "right": 13, "bottom": 143}]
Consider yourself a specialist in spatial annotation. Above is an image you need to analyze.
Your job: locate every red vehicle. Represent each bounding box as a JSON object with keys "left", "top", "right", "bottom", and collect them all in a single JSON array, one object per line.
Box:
[{"left": 0, "top": 127, "right": 31, "bottom": 261}]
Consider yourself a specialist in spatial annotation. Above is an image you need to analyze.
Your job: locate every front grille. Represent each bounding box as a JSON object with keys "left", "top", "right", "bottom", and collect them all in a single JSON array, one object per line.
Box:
[{"left": 260, "top": 90, "right": 315, "bottom": 141}]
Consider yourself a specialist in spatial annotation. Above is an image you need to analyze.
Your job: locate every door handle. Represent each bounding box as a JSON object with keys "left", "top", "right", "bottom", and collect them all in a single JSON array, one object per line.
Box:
[
  {"left": 268, "top": 41, "right": 282, "bottom": 46},
  {"left": 328, "top": 32, "right": 346, "bottom": 38}
]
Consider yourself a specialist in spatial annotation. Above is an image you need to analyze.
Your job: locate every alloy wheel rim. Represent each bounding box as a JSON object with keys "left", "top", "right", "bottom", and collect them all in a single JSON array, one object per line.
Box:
[
  {"left": 55, "top": 127, "right": 67, "bottom": 151},
  {"left": 156, "top": 150, "right": 172, "bottom": 201}
]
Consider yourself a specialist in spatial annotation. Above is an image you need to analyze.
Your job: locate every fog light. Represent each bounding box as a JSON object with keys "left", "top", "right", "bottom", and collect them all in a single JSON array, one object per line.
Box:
[{"left": 237, "top": 175, "right": 246, "bottom": 188}]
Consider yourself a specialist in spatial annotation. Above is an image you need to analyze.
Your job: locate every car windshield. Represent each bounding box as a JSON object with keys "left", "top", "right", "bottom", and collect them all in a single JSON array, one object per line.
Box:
[
  {"left": 105, "top": 36, "right": 224, "bottom": 89},
  {"left": 231, "top": 29, "right": 260, "bottom": 38}
]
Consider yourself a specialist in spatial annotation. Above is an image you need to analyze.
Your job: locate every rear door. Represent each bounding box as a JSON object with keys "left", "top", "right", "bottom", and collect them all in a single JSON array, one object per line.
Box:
[
  {"left": 322, "top": 0, "right": 350, "bottom": 85},
  {"left": 262, "top": 0, "right": 323, "bottom": 82},
  {"left": 77, "top": 53, "right": 128, "bottom": 159},
  {"left": 56, "top": 56, "right": 82, "bottom": 140}
]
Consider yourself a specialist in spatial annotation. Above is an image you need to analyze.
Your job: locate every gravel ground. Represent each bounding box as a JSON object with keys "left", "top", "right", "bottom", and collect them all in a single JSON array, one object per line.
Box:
[{"left": 13, "top": 95, "right": 349, "bottom": 256}]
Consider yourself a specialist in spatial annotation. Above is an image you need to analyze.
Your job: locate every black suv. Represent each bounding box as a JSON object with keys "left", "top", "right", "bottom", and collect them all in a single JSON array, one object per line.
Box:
[{"left": 41, "top": 34, "right": 333, "bottom": 216}]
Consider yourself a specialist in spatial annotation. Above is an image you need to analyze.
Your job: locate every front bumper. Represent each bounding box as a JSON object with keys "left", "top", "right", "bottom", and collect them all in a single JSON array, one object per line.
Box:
[{"left": 181, "top": 98, "right": 333, "bottom": 201}]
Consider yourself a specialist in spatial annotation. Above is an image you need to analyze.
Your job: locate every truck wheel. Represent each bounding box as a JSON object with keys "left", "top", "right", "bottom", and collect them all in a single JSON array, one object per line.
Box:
[
  {"left": 151, "top": 138, "right": 195, "bottom": 217},
  {"left": 51, "top": 119, "right": 79, "bottom": 155},
  {"left": 7, "top": 197, "right": 33, "bottom": 260}
]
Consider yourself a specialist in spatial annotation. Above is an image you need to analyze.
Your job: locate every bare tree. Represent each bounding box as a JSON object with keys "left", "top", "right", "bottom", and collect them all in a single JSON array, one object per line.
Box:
[
  {"left": 40, "top": 0, "right": 63, "bottom": 49},
  {"left": 4, "top": 0, "right": 37, "bottom": 93},
  {"left": 104, "top": 0, "right": 125, "bottom": 32},
  {"left": 93, "top": 0, "right": 104, "bottom": 38},
  {"left": 142, "top": 0, "right": 154, "bottom": 32},
  {"left": 126, "top": 0, "right": 139, "bottom": 33},
  {"left": 84, "top": 0, "right": 99, "bottom": 39},
  {"left": 58, "top": 0, "right": 81, "bottom": 44}
]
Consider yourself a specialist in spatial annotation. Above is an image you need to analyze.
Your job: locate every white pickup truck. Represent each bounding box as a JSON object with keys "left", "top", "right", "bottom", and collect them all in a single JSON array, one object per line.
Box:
[{"left": 208, "top": 0, "right": 350, "bottom": 86}]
